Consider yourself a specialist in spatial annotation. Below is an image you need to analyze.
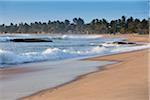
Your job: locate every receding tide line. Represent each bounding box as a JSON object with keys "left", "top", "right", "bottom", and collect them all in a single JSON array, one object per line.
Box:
[
  {"left": 19, "top": 48, "right": 149, "bottom": 100},
  {"left": 0, "top": 58, "right": 115, "bottom": 100}
]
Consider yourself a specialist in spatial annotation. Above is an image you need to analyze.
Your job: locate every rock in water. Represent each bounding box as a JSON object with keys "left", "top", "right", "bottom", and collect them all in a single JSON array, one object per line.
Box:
[
  {"left": 10, "top": 38, "right": 53, "bottom": 42},
  {"left": 113, "top": 41, "right": 136, "bottom": 45}
]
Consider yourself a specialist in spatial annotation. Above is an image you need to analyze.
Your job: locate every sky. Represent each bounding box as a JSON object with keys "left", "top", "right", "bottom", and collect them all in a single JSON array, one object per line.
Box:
[{"left": 0, "top": 0, "right": 148, "bottom": 25}]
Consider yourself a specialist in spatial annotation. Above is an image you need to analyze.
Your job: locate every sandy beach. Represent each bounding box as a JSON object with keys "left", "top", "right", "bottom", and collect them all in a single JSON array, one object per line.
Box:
[
  {"left": 22, "top": 34, "right": 149, "bottom": 100},
  {"left": 0, "top": 0, "right": 149, "bottom": 100},
  {"left": 103, "top": 34, "right": 149, "bottom": 43}
]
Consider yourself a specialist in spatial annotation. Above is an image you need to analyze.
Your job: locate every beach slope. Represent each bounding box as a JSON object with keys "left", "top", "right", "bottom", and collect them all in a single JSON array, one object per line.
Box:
[{"left": 23, "top": 48, "right": 149, "bottom": 100}]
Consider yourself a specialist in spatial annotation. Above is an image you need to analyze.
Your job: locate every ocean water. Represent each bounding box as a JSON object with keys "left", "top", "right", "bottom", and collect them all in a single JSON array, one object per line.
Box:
[
  {"left": 0, "top": 34, "right": 150, "bottom": 100},
  {"left": 0, "top": 34, "right": 149, "bottom": 67}
]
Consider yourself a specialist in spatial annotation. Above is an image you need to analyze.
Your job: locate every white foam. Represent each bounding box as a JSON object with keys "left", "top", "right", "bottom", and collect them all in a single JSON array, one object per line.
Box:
[
  {"left": 0, "top": 49, "right": 22, "bottom": 65},
  {"left": 0, "top": 34, "right": 102, "bottom": 42},
  {"left": 0, "top": 36, "right": 12, "bottom": 42},
  {"left": 90, "top": 46, "right": 107, "bottom": 53},
  {"left": 111, "top": 44, "right": 150, "bottom": 53},
  {"left": 61, "top": 34, "right": 103, "bottom": 39},
  {"left": 0, "top": 43, "right": 149, "bottom": 66},
  {"left": 0, "top": 46, "right": 108, "bottom": 66}
]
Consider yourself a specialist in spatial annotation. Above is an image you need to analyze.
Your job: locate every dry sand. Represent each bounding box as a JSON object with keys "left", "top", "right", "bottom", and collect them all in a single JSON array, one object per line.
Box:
[
  {"left": 103, "top": 34, "right": 149, "bottom": 42},
  {"left": 22, "top": 34, "right": 149, "bottom": 100}
]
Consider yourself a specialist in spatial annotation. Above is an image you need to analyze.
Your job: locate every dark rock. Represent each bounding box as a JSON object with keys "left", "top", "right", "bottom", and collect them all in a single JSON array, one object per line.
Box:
[
  {"left": 113, "top": 41, "right": 136, "bottom": 45},
  {"left": 10, "top": 38, "right": 53, "bottom": 42},
  {"left": 113, "top": 41, "right": 128, "bottom": 44},
  {"left": 127, "top": 42, "right": 135, "bottom": 44}
]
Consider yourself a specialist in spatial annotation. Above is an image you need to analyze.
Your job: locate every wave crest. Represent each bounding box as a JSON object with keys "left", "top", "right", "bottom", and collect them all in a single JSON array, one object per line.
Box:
[
  {"left": 0, "top": 46, "right": 107, "bottom": 65},
  {"left": 0, "top": 43, "right": 149, "bottom": 66}
]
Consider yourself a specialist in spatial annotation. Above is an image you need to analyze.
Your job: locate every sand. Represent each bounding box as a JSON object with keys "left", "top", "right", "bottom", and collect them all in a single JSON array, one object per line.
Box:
[
  {"left": 103, "top": 34, "right": 149, "bottom": 43},
  {"left": 22, "top": 34, "right": 149, "bottom": 100}
]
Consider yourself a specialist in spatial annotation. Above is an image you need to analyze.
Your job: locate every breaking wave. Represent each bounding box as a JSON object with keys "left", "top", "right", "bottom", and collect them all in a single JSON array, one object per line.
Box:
[
  {"left": 0, "top": 43, "right": 149, "bottom": 66},
  {"left": 0, "top": 46, "right": 107, "bottom": 65},
  {"left": 0, "top": 34, "right": 103, "bottom": 42},
  {"left": 61, "top": 34, "right": 102, "bottom": 39}
]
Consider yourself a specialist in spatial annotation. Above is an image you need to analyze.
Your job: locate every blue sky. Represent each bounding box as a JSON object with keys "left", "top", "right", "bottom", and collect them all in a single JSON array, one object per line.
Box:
[{"left": 0, "top": 0, "right": 148, "bottom": 25}]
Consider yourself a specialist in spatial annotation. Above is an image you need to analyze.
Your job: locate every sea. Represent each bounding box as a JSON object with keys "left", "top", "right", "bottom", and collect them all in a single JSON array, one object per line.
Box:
[
  {"left": 0, "top": 33, "right": 149, "bottom": 67},
  {"left": 0, "top": 34, "right": 150, "bottom": 100}
]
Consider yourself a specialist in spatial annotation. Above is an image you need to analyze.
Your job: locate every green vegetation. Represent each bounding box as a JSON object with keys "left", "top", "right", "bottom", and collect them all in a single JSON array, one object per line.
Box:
[{"left": 0, "top": 16, "right": 148, "bottom": 34}]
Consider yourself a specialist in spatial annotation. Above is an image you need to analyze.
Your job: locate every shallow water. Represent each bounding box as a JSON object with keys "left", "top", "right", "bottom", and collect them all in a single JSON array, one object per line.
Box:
[{"left": 0, "top": 59, "right": 115, "bottom": 100}]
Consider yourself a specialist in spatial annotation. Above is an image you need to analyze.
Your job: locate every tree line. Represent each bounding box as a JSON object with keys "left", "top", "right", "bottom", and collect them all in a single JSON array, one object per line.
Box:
[{"left": 0, "top": 16, "right": 148, "bottom": 34}]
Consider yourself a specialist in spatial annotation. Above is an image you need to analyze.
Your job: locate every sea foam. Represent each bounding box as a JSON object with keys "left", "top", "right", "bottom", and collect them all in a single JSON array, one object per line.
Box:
[
  {"left": 0, "top": 34, "right": 149, "bottom": 66},
  {"left": 0, "top": 34, "right": 103, "bottom": 42},
  {"left": 0, "top": 43, "right": 149, "bottom": 66},
  {"left": 111, "top": 43, "right": 150, "bottom": 53},
  {"left": 0, "top": 46, "right": 108, "bottom": 66},
  {"left": 61, "top": 34, "right": 102, "bottom": 39}
]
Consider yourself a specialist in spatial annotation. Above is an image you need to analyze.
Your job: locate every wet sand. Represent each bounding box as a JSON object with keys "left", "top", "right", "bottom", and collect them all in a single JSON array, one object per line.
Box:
[
  {"left": 0, "top": 59, "right": 114, "bottom": 100},
  {"left": 22, "top": 34, "right": 149, "bottom": 100}
]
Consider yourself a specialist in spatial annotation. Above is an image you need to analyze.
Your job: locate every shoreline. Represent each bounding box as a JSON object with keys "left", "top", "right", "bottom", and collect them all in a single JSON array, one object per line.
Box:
[
  {"left": 22, "top": 48, "right": 149, "bottom": 100},
  {"left": 102, "top": 34, "right": 149, "bottom": 43},
  {"left": 20, "top": 55, "right": 119, "bottom": 100},
  {"left": 21, "top": 34, "right": 149, "bottom": 100},
  {"left": 0, "top": 34, "right": 149, "bottom": 100},
  {"left": 0, "top": 56, "right": 114, "bottom": 100},
  {"left": 20, "top": 62, "right": 115, "bottom": 100}
]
